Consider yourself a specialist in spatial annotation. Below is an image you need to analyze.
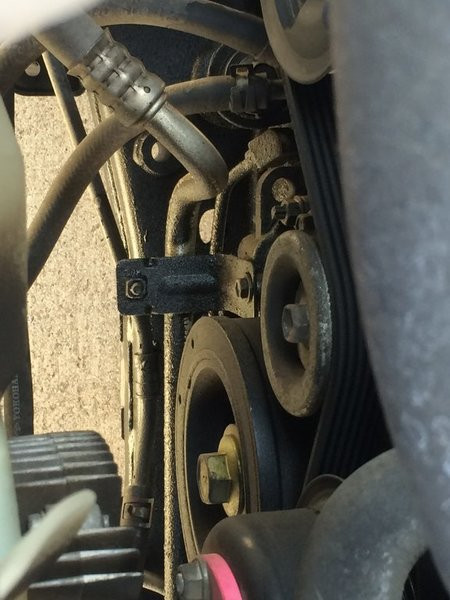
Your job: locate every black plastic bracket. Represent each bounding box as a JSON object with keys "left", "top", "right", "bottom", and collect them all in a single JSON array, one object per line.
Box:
[{"left": 117, "top": 254, "right": 255, "bottom": 317}]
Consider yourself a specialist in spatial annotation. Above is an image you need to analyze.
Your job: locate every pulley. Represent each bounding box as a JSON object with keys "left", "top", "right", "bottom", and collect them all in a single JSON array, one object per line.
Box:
[
  {"left": 175, "top": 316, "right": 311, "bottom": 559},
  {"left": 260, "top": 0, "right": 330, "bottom": 84},
  {"left": 260, "top": 229, "right": 332, "bottom": 417}
]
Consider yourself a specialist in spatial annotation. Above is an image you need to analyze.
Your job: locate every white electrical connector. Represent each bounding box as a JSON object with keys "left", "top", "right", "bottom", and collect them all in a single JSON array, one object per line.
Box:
[{"left": 0, "top": 0, "right": 101, "bottom": 43}]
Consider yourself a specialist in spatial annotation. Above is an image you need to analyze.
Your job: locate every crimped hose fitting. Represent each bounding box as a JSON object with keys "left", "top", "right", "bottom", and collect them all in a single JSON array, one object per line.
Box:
[{"left": 69, "top": 30, "right": 166, "bottom": 126}]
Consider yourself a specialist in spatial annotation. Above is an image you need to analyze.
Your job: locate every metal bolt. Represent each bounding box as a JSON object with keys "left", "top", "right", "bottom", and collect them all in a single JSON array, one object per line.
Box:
[
  {"left": 197, "top": 453, "right": 232, "bottom": 505},
  {"left": 282, "top": 303, "right": 310, "bottom": 344},
  {"left": 235, "top": 274, "right": 253, "bottom": 300},
  {"left": 125, "top": 278, "right": 146, "bottom": 299},
  {"left": 197, "top": 425, "right": 243, "bottom": 517},
  {"left": 25, "top": 61, "right": 41, "bottom": 77},
  {"left": 151, "top": 142, "right": 171, "bottom": 163},
  {"left": 272, "top": 177, "right": 296, "bottom": 203},
  {"left": 176, "top": 559, "right": 211, "bottom": 600}
]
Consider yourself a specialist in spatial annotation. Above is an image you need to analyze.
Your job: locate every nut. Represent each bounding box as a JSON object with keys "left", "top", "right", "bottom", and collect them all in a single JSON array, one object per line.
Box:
[
  {"left": 176, "top": 559, "right": 211, "bottom": 600},
  {"left": 197, "top": 453, "right": 232, "bottom": 505}
]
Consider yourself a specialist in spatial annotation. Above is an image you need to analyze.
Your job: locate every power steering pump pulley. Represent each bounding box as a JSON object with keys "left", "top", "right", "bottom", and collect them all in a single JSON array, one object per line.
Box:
[
  {"left": 261, "top": 229, "right": 332, "bottom": 417},
  {"left": 175, "top": 316, "right": 311, "bottom": 560},
  {"left": 260, "top": 0, "right": 330, "bottom": 84}
]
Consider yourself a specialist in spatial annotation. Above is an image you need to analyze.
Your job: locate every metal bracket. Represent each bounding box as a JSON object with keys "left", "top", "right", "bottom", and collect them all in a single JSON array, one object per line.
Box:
[{"left": 117, "top": 254, "right": 255, "bottom": 317}]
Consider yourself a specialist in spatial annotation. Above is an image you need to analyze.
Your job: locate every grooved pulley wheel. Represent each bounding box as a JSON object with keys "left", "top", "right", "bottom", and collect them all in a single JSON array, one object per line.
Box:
[
  {"left": 175, "top": 316, "right": 309, "bottom": 560},
  {"left": 261, "top": 229, "right": 332, "bottom": 417}
]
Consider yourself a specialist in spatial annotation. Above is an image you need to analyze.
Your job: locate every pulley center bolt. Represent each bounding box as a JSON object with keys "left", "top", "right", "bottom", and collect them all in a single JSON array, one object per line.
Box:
[
  {"left": 282, "top": 303, "right": 310, "bottom": 344},
  {"left": 197, "top": 453, "right": 232, "bottom": 505},
  {"left": 197, "top": 425, "right": 243, "bottom": 517}
]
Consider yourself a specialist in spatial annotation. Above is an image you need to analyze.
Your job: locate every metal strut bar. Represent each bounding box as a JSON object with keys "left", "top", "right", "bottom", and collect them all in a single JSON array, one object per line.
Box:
[{"left": 284, "top": 77, "right": 388, "bottom": 481}]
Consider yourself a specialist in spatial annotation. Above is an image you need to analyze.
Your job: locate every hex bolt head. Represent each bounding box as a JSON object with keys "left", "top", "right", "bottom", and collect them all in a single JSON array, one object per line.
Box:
[
  {"left": 282, "top": 303, "right": 310, "bottom": 344},
  {"left": 125, "top": 278, "right": 146, "bottom": 299},
  {"left": 197, "top": 453, "right": 232, "bottom": 505},
  {"left": 176, "top": 559, "right": 211, "bottom": 600}
]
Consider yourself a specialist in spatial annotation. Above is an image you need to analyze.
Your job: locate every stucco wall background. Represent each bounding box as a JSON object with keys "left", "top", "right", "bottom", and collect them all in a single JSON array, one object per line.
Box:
[{"left": 15, "top": 93, "right": 124, "bottom": 474}]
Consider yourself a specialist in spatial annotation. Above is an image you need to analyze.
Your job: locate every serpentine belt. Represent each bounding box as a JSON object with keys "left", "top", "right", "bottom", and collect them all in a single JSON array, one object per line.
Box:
[{"left": 284, "top": 77, "right": 388, "bottom": 481}]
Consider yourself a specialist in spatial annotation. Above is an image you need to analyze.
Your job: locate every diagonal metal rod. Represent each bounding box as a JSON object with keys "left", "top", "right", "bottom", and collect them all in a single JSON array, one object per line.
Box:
[{"left": 42, "top": 51, "right": 126, "bottom": 263}]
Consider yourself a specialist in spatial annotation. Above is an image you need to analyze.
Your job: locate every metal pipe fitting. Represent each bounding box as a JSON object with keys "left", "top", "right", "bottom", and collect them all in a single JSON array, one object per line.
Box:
[
  {"left": 298, "top": 450, "right": 426, "bottom": 600},
  {"left": 68, "top": 30, "right": 167, "bottom": 127},
  {"left": 36, "top": 14, "right": 227, "bottom": 198},
  {"left": 331, "top": 0, "right": 450, "bottom": 591},
  {"left": 38, "top": 25, "right": 166, "bottom": 128}
]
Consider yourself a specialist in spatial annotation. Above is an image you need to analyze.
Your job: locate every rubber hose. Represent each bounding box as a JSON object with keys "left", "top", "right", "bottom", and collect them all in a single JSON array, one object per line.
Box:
[
  {"left": 164, "top": 75, "right": 234, "bottom": 116},
  {"left": 27, "top": 115, "right": 141, "bottom": 287},
  {"left": 298, "top": 451, "right": 426, "bottom": 600},
  {"left": 331, "top": 0, "right": 450, "bottom": 591}
]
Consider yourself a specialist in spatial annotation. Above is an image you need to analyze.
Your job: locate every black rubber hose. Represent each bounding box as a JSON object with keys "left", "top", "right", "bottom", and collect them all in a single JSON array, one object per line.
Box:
[
  {"left": 165, "top": 75, "right": 234, "bottom": 116},
  {"left": 298, "top": 451, "right": 425, "bottom": 600},
  {"left": 331, "top": 0, "right": 450, "bottom": 591},
  {"left": 27, "top": 115, "right": 141, "bottom": 287},
  {"left": 0, "top": 0, "right": 273, "bottom": 95}
]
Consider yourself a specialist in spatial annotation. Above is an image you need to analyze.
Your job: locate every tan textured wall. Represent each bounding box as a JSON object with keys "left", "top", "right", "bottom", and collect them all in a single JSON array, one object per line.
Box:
[{"left": 15, "top": 94, "right": 124, "bottom": 475}]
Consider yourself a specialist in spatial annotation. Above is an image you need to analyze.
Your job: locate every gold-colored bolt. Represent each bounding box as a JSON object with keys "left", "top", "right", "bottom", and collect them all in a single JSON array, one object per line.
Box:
[
  {"left": 197, "top": 453, "right": 232, "bottom": 505},
  {"left": 197, "top": 425, "right": 243, "bottom": 517}
]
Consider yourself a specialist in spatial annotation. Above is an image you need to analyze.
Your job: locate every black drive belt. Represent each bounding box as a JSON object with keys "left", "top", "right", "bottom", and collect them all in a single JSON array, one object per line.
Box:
[{"left": 285, "top": 77, "right": 388, "bottom": 481}]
